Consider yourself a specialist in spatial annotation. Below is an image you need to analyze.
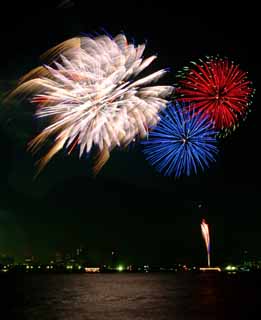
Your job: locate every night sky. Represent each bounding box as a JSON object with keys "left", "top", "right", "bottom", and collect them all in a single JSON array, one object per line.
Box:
[{"left": 0, "top": 2, "right": 260, "bottom": 266}]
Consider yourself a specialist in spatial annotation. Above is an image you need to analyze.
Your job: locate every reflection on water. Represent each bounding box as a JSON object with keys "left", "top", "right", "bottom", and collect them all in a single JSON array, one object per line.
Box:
[{"left": 1, "top": 272, "right": 260, "bottom": 320}]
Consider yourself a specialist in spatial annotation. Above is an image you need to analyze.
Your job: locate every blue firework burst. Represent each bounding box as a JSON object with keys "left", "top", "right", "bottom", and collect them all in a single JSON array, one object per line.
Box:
[{"left": 142, "top": 102, "right": 218, "bottom": 177}]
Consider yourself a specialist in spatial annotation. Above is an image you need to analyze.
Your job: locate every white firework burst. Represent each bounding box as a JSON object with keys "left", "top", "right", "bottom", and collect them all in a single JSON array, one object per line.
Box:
[{"left": 10, "top": 33, "right": 174, "bottom": 174}]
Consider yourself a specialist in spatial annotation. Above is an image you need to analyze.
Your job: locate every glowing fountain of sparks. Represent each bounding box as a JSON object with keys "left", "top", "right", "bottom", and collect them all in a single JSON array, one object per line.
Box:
[{"left": 201, "top": 218, "right": 210, "bottom": 267}]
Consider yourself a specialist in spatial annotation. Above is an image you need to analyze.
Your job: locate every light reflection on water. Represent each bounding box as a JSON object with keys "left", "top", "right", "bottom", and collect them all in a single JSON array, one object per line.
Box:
[{"left": 1, "top": 272, "right": 260, "bottom": 319}]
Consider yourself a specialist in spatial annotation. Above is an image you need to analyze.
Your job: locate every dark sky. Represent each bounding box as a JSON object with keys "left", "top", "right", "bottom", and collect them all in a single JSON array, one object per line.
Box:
[{"left": 0, "top": 2, "right": 260, "bottom": 266}]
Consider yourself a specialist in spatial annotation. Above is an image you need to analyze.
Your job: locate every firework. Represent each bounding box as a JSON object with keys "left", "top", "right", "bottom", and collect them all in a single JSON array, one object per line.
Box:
[
  {"left": 8, "top": 33, "right": 174, "bottom": 174},
  {"left": 176, "top": 56, "right": 254, "bottom": 134},
  {"left": 142, "top": 102, "right": 218, "bottom": 177},
  {"left": 201, "top": 218, "right": 210, "bottom": 267}
]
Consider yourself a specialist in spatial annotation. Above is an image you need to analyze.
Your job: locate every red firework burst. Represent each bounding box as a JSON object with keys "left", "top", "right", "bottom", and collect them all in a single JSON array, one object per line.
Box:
[{"left": 176, "top": 57, "right": 255, "bottom": 131}]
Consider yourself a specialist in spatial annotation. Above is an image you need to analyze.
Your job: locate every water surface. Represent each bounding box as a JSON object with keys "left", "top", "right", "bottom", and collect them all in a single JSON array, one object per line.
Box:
[{"left": 1, "top": 272, "right": 260, "bottom": 319}]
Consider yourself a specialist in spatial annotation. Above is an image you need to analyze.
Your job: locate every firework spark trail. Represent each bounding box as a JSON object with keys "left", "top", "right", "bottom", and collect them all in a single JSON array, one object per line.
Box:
[
  {"left": 9, "top": 33, "right": 174, "bottom": 174},
  {"left": 142, "top": 102, "right": 218, "bottom": 177},
  {"left": 176, "top": 56, "right": 254, "bottom": 135},
  {"left": 201, "top": 218, "right": 210, "bottom": 267}
]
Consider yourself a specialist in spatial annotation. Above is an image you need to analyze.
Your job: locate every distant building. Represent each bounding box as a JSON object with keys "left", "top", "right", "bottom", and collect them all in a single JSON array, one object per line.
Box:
[
  {"left": 24, "top": 256, "right": 35, "bottom": 265},
  {"left": 75, "top": 246, "right": 88, "bottom": 266},
  {"left": 0, "top": 254, "right": 15, "bottom": 266},
  {"left": 55, "top": 252, "right": 64, "bottom": 265},
  {"left": 85, "top": 267, "right": 100, "bottom": 273}
]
